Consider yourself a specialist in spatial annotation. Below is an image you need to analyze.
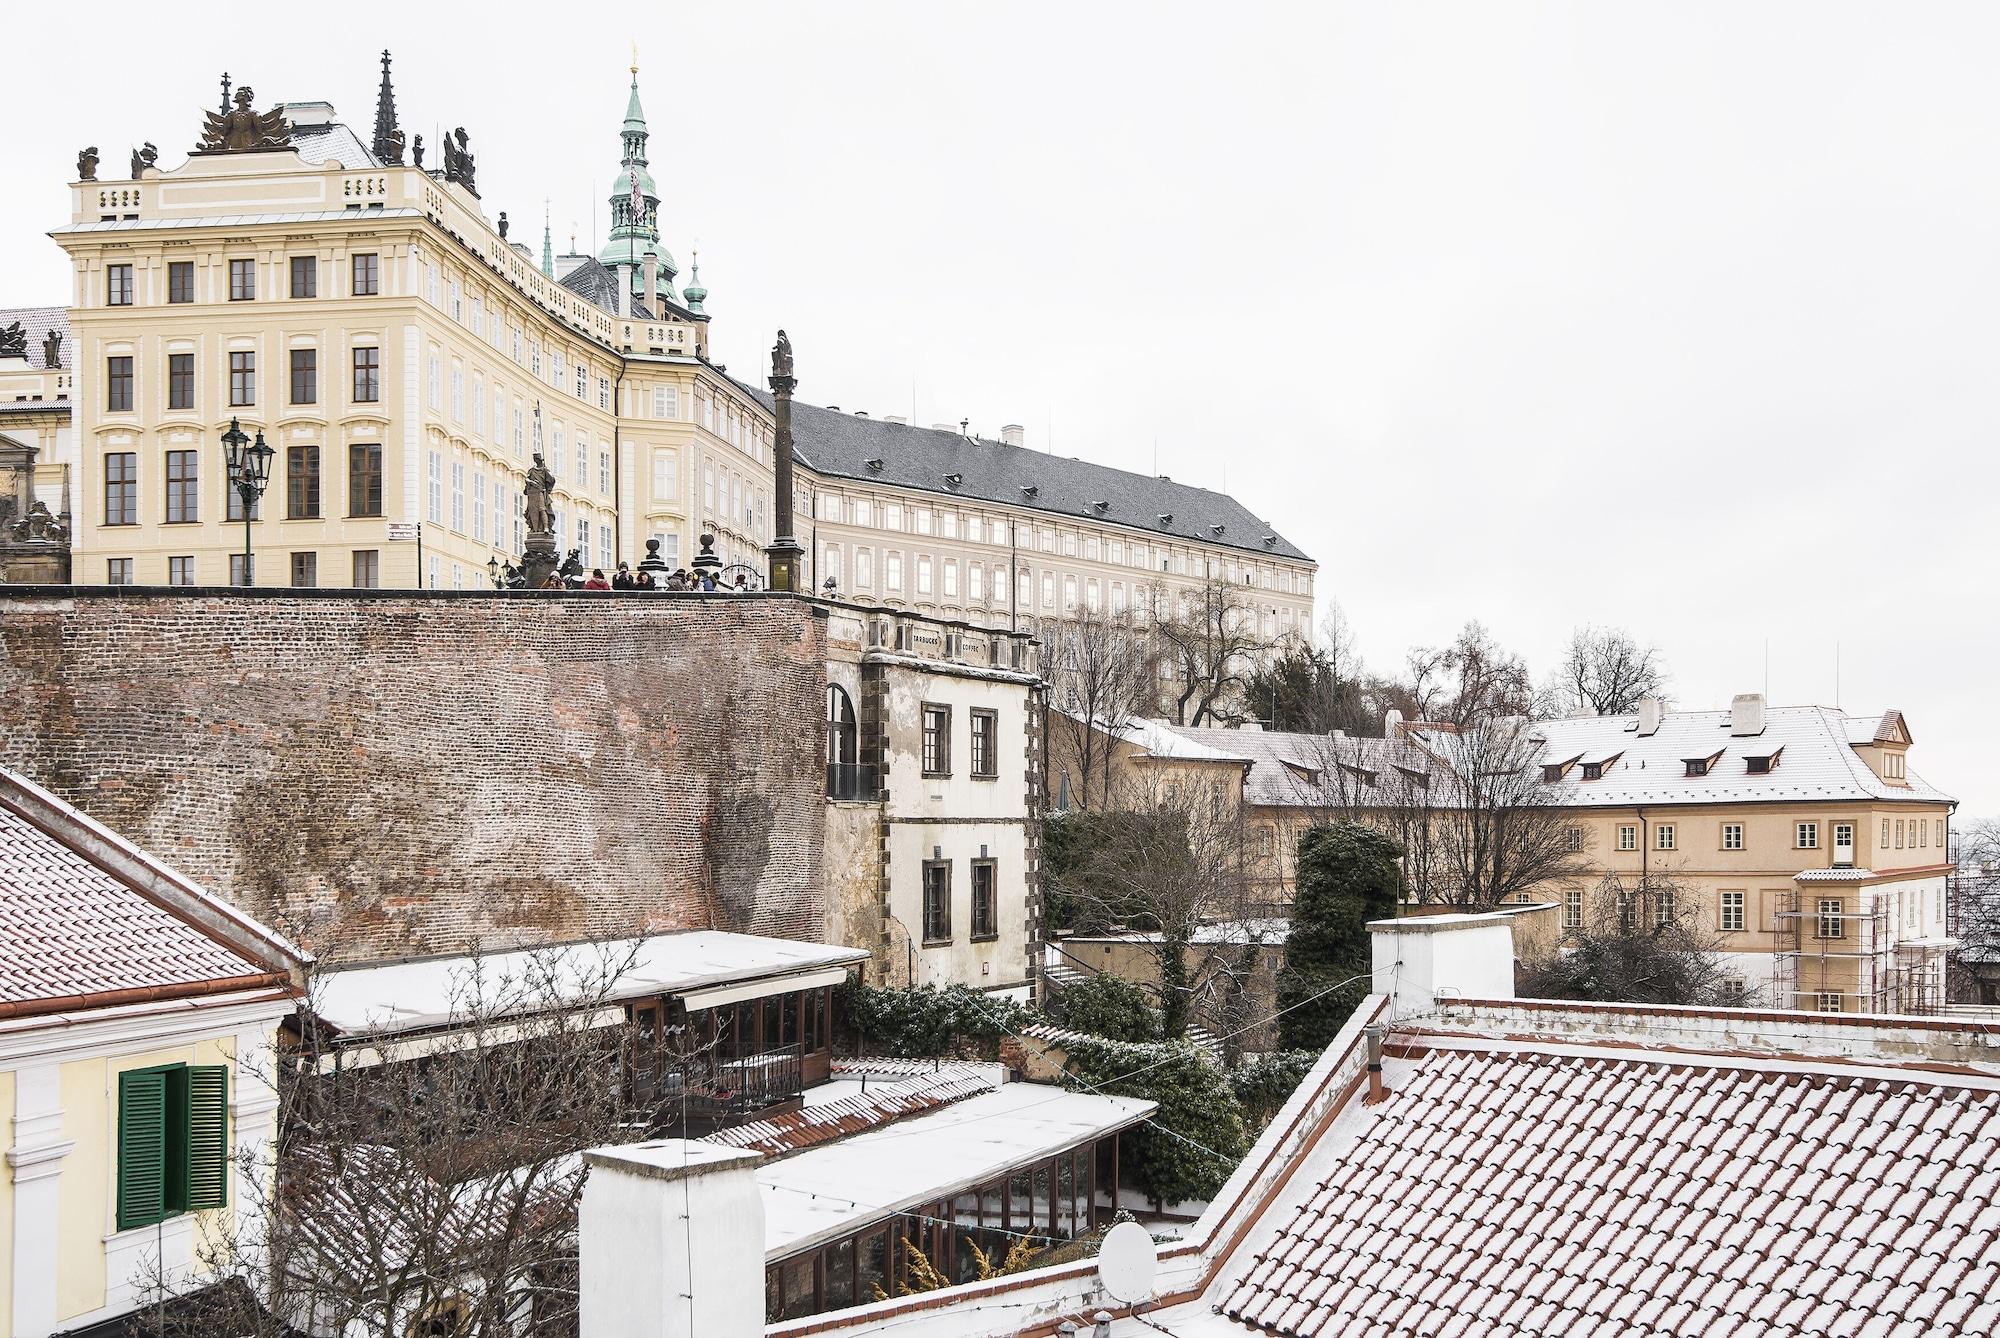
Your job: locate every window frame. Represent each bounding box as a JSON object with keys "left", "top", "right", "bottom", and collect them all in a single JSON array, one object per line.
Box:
[
  {"left": 228, "top": 258, "right": 256, "bottom": 302},
  {"left": 351, "top": 252, "right": 380, "bottom": 297},
  {"left": 1617, "top": 824, "right": 1637, "bottom": 852},
  {"left": 922, "top": 860, "right": 952, "bottom": 944},
  {"left": 1796, "top": 821, "right": 1819, "bottom": 850},
  {"left": 347, "top": 443, "right": 383, "bottom": 517},
  {"left": 163, "top": 449, "right": 198, "bottom": 525},
  {"left": 103, "top": 451, "right": 138, "bottom": 526},
  {"left": 970, "top": 859, "right": 998, "bottom": 941},
  {"left": 1720, "top": 890, "right": 1746, "bottom": 933},
  {"left": 290, "top": 348, "right": 317, "bottom": 405},
  {"left": 1655, "top": 824, "right": 1676, "bottom": 852},
  {"left": 1721, "top": 823, "right": 1744, "bottom": 851},
  {"left": 117, "top": 1062, "right": 228, "bottom": 1232},
  {"left": 921, "top": 703, "right": 952, "bottom": 777},
  {"left": 106, "top": 263, "right": 134, "bottom": 306},
  {"left": 105, "top": 355, "right": 134, "bottom": 412},
  {"left": 969, "top": 708, "right": 999, "bottom": 780},
  {"left": 228, "top": 351, "right": 255, "bottom": 407},
  {"left": 287, "top": 444, "right": 321, "bottom": 519},
  {"left": 167, "top": 261, "right": 195, "bottom": 304},
  {"left": 289, "top": 254, "right": 317, "bottom": 299},
  {"left": 167, "top": 352, "right": 195, "bottom": 410}
]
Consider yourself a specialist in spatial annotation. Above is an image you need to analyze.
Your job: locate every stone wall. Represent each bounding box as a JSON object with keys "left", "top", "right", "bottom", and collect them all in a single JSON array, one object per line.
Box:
[{"left": 0, "top": 589, "right": 830, "bottom": 963}]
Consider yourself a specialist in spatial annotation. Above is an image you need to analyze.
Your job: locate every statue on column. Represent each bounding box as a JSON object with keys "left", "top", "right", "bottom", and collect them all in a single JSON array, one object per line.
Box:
[
  {"left": 771, "top": 329, "right": 794, "bottom": 380},
  {"left": 523, "top": 453, "right": 556, "bottom": 538}
]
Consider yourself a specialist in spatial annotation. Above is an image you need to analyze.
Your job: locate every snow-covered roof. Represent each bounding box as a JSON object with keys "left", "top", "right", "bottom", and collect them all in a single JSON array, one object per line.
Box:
[
  {"left": 1219, "top": 1042, "right": 2000, "bottom": 1336},
  {"left": 309, "top": 930, "right": 867, "bottom": 1038},
  {"left": 755, "top": 1082, "right": 1155, "bottom": 1260},
  {"left": 1061, "top": 917, "right": 1291, "bottom": 946},
  {"left": 1152, "top": 703, "right": 1949, "bottom": 811},
  {"left": 1512, "top": 704, "right": 1949, "bottom": 807}
]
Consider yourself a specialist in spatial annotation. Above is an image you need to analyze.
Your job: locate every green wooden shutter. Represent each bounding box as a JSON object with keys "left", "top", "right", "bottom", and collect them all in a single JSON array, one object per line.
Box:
[
  {"left": 185, "top": 1065, "right": 230, "bottom": 1210},
  {"left": 117, "top": 1068, "right": 169, "bottom": 1230}
]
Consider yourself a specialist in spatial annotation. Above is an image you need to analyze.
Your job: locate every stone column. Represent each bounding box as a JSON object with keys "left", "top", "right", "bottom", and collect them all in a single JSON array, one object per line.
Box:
[{"left": 764, "top": 330, "right": 804, "bottom": 593}]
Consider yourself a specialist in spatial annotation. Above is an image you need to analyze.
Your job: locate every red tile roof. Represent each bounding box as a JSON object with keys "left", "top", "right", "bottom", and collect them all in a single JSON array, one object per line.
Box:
[
  {"left": 1222, "top": 1048, "right": 2000, "bottom": 1337},
  {"left": 703, "top": 1062, "right": 997, "bottom": 1158},
  {"left": 0, "top": 773, "right": 283, "bottom": 1009}
]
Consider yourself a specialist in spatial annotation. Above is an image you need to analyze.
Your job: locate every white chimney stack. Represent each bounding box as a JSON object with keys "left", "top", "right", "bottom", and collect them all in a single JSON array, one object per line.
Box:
[
  {"left": 1383, "top": 707, "right": 1404, "bottom": 737},
  {"left": 580, "top": 1141, "right": 765, "bottom": 1338},
  {"left": 1001, "top": 423, "right": 1026, "bottom": 448},
  {"left": 1636, "top": 697, "right": 1663, "bottom": 737},
  {"left": 1370, "top": 911, "right": 1517, "bottom": 1023},
  {"left": 642, "top": 251, "right": 659, "bottom": 316},
  {"left": 1730, "top": 692, "right": 1766, "bottom": 737}
]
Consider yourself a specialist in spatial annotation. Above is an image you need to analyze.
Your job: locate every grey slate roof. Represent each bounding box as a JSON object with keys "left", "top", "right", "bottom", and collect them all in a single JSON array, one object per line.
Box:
[
  {"left": 555, "top": 256, "right": 681, "bottom": 321},
  {"left": 749, "top": 393, "right": 1313, "bottom": 563},
  {"left": 0, "top": 307, "right": 71, "bottom": 370}
]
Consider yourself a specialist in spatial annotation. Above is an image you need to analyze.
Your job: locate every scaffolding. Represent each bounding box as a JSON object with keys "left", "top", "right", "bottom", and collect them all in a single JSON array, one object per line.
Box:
[{"left": 1774, "top": 885, "right": 1945, "bottom": 1016}]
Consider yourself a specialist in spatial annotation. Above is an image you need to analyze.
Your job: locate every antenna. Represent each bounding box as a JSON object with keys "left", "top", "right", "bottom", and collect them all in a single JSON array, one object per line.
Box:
[
  {"left": 1835, "top": 641, "right": 1841, "bottom": 709},
  {"left": 1763, "top": 639, "right": 1770, "bottom": 700}
]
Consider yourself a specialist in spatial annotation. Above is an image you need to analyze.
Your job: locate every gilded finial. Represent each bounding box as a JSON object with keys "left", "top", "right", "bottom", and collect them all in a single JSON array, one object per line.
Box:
[{"left": 630, "top": 41, "right": 639, "bottom": 77}]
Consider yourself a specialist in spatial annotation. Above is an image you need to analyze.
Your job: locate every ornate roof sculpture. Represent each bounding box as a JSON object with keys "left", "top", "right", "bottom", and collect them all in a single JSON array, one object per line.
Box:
[{"left": 195, "top": 79, "right": 290, "bottom": 154}]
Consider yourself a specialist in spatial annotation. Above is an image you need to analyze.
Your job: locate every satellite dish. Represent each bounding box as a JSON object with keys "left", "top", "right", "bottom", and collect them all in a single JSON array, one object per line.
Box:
[{"left": 1096, "top": 1220, "right": 1158, "bottom": 1304}]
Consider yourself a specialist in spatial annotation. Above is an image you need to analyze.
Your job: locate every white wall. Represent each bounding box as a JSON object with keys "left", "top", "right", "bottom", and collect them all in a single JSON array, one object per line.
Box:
[
  {"left": 1369, "top": 913, "right": 1517, "bottom": 1022},
  {"left": 580, "top": 1141, "right": 765, "bottom": 1338}
]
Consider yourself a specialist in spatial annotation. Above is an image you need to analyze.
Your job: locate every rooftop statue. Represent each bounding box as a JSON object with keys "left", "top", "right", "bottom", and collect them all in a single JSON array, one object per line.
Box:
[
  {"left": 130, "top": 142, "right": 158, "bottom": 177},
  {"left": 0, "top": 323, "right": 25, "bottom": 361},
  {"left": 43, "top": 329, "right": 61, "bottom": 369},
  {"left": 76, "top": 146, "right": 98, "bottom": 181},
  {"left": 197, "top": 87, "right": 288, "bottom": 153}
]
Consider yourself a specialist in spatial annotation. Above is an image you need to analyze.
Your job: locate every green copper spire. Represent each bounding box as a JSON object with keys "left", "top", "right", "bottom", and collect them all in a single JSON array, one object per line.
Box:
[
  {"left": 683, "top": 249, "right": 707, "bottom": 316},
  {"left": 541, "top": 200, "right": 553, "bottom": 278},
  {"left": 597, "top": 58, "right": 677, "bottom": 301}
]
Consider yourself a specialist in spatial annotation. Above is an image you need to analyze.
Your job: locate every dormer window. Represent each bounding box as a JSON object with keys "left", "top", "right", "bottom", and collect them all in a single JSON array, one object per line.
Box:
[
  {"left": 1021, "top": 485, "right": 1038, "bottom": 499},
  {"left": 944, "top": 472, "right": 962, "bottom": 488},
  {"left": 1338, "top": 763, "right": 1378, "bottom": 786},
  {"left": 1543, "top": 765, "right": 1566, "bottom": 783},
  {"left": 1262, "top": 535, "right": 1277, "bottom": 547},
  {"left": 1094, "top": 500, "right": 1110, "bottom": 512},
  {"left": 1685, "top": 758, "right": 1709, "bottom": 778},
  {"left": 1883, "top": 751, "right": 1907, "bottom": 780},
  {"left": 865, "top": 457, "right": 884, "bottom": 472},
  {"left": 1158, "top": 513, "right": 1173, "bottom": 526},
  {"left": 1210, "top": 523, "right": 1225, "bottom": 536},
  {"left": 1581, "top": 762, "right": 1604, "bottom": 781},
  {"left": 1281, "top": 761, "right": 1321, "bottom": 785},
  {"left": 1745, "top": 747, "right": 1783, "bottom": 774}
]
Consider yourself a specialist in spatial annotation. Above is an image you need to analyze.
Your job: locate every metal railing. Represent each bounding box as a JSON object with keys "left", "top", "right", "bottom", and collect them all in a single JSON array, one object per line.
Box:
[
  {"left": 826, "top": 761, "right": 883, "bottom": 802},
  {"left": 631, "top": 1041, "right": 806, "bottom": 1126}
]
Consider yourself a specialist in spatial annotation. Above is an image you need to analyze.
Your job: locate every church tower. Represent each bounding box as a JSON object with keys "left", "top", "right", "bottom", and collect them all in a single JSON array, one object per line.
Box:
[{"left": 597, "top": 61, "right": 677, "bottom": 308}]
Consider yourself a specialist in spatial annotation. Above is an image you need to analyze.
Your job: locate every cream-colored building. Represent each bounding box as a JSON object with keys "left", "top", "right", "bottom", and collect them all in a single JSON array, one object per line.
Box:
[
  {"left": 0, "top": 765, "right": 306, "bottom": 1337},
  {"left": 1085, "top": 693, "right": 1956, "bottom": 1016},
  {"left": 36, "top": 61, "right": 1313, "bottom": 629}
]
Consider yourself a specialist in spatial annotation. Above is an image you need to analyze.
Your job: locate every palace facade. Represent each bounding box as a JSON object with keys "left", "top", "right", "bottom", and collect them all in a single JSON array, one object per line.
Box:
[{"left": 30, "top": 58, "right": 1313, "bottom": 635}]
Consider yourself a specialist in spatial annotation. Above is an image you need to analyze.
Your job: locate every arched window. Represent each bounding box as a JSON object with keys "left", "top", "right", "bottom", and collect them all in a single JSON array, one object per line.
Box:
[{"left": 826, "top": 685, "right": 858, "bottom": 797}]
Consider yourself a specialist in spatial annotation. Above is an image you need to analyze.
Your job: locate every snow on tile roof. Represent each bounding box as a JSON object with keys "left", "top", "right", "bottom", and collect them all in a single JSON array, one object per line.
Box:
[
  {"left": 1155, "top": 723, "right": 1447, "bottom": 809},
  {"left": 0, "top": 768, "right": 283, "bottom": 1008},
  {"left": 1220, "top": 1045, "right": 2000, "bottom": 1337},
  {"left": 702, "top": 1062, "right": 1001, "bottom": 1158}
]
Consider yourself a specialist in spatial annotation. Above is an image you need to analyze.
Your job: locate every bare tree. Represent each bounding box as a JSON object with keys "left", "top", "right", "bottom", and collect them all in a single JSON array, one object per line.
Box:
[
  {"left": 1401, "top": 621, "right": 1536, "bottom": 728},
  {"left": 1154, "top": 577, "right": 1268, "bottom": 727},
  {"left": 1413, "top": 715, "right": 1595, "bottom": 907},
  {"left": 1044, "top": 606, "right": 1158, "bottom": 811},
  {"left": 1520, "top": 871, "right": 1739, "bottom": 1006},
  {"left": 1949, "top": 819, "right": 2000, "bottom": 1004},
  {"left": 1053, "top": 767, "right": 1259, "bottom": 1039},
  {"left": 1241, "top": 600, "right": 1370, "bottom": 735},
  {"left": 1550, "top": 624, "right": 1669, "bottom": 716},
  {"left": 140, "top": 941, "right": 651, "bottom": 1338}
]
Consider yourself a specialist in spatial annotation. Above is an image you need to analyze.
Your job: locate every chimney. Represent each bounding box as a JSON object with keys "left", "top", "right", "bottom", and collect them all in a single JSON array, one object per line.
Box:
[
  {"left": 1364, "top": 1026, "right": 1388, "bottom": 1103},
  {"left": 1636, "top": 697, "right": 1663, "bottom": 737},
  {"left": 642, "top": 251, "right": 658, "bottom": 316},
  {"left": 1730, "top": 692, "right": 1766, "bottom": 737},
  {"left": 1383, "top": 707, "right": 1404, "bottom": 738},
  {"left": 580, "top": 1141, "right": 764, "bottom": 1338},
  {"left": 1369, "top": 909, "right": 1517, "bottom": 1023},
  {"left": 620, "top": 263, "right": 636, "bottom": 318},
  {"left": 1001, "top": 423, "right": 1026, "bottom": 448}
]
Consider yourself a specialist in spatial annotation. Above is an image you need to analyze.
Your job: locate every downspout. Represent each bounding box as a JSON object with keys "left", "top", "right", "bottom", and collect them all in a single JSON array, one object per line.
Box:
[{"left": 612, "top": 360, "right": 627, "bottom": 563}]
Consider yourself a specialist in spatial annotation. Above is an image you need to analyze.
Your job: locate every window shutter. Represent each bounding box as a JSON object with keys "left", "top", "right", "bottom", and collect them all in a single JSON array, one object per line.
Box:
[
  {"left": 117, "top": 1069, "right": 169, "bottom": 1230},
  {"left": 185, "top": 1065, "right": 231, "bottom": 1211}
]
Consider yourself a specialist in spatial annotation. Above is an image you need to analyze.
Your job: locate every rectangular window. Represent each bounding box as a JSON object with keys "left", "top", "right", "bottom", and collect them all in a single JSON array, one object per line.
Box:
[
  {"left": 168, "top": 352, "right": 194, "bottom": 409},
  {"left": 229, "top": 351, "right": 255, "bottom": 406},
  {"left": 287, "top": 445, "right": 320, "bottom": 519},
  {"left": 168, "top": 261, "right": 194, "bottom": 303},
  {"left": 116, "top": 1064, "right": 228, "bottom": 1231},
  {"left": 922, "top": 861, "right": 952, "bottom": 943},
  {"left": 1714, "top": 890, "right": 1745, "bottom": 933},
  {"left": 164, "top": 450, "right": 197, "bottom": 523},
  {"left": 971, "top": 860, "right": 998, "bottom": 941},
  {"left": 107, "top": 263, "right": 134, "bottom": 305},
  {"left": 1817, "top": 898, "right": 1845, "bottom": 940},
  {"left": 1834, "top": 822, "right": 1854, "bottom": 853},
  {"left": 351, "top": 252, "right": 379, "bottom": 296},
  {"left": 1815, "top": 991, "right": 1842, "bottom": 1013},
  {"left": 450, "top": 461, "right": 465, "bottom": 532},
  {"left": 228, "top": 553, "right": 254, "bottom": 585},
  {"left": 106, "top": 355, "right": 133, "bottom": 411},
  {"left": 426, "top": 451, "right": 442, "bottom": 524},
  {"left": 1655, "top": 887, "right": 1675, "bottom": 929},
  {"left": 106, "top": 557, "right": 133, "bottom": 585},
  {"left": 290, "top": 255, "right": 316, "bottom": 298},
  {"left": 1563, "top": 888, "right": 1582, "bottom": 929},
  {"left": 1722, "top": 823, "right": 1743, "bottom": 851},
  {"left": 856, "top": 549, "right": 873, "bottom": 590},
  {"left": 472, "top": 471, "right": 487, "bottom": 542},
  {"left": 1655, "top": 824, "right": 1675, "bottom": 851},
  {"left": 290, "top": 551, "right": 317, "bottom": 587},
  {"left": 886, "top": 552, "right": 903, "bottom": 592},
  {"left": 347, "top": 444, "right": 383, "bottom": 517},
  {"left": 1565, "top": 826, "right": 1583, "bottom": 852},
  {"left": 103, "top": 451, "right": 137, "bottom": 525},
  {"left": 290, "top": 348, "right": 317, "bottom": 404},
  {"left": 1797, "top": 822, "right": 1819, "bottom": 850},
  {"left": 228, "top": 258, "right": 255, "bottom": 301},
  {"left": 970, "top": 709, "right": 999, "bottom": 779},
  {"left": 351, "top": 346, "right": 380, "bottom": 403},
  {"left": 917, "top": 555, "right": 933, "bottom": 595},
  {"left": 168, "top": 556, "right": 195, "bottom": 586},
  {"left": 653, "top": 449, "right": 678, "bottom": 501},
  {"left": 922, "top": 703, "right": 951, "bottom": 776}
]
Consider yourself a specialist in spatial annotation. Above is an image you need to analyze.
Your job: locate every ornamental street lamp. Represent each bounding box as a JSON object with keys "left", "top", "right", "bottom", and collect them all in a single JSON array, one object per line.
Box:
[
  {"left": 221, "top": 417, "right": 274, "bottom": 586},
  {"left": 488, "top": 555, "right": 502, "bottom": 590}
]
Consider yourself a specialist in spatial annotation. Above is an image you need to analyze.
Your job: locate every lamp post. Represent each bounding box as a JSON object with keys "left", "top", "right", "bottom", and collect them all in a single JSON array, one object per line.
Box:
[
  {"left": 221, "top": 417, "right": 274, "bottom": 586},
  {"left": 488, "top": 555, "right": 502, "bottom": 590}
]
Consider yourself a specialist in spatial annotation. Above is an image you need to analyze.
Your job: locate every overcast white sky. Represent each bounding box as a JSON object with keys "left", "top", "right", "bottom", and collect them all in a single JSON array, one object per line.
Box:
[{"left": 4, "top": 2, "right": 1994, "bottom": 814}]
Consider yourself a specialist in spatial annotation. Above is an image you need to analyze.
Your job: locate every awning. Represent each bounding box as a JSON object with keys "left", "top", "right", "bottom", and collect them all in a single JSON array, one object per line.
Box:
[{"left": 682, "top": 965, "right": 854, "bottom": 1011}]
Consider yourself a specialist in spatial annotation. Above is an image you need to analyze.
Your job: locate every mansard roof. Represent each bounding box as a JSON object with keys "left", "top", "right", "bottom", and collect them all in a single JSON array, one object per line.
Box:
[{"left": 750, "top": 392, "right": 1312, "bottom": 563}]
